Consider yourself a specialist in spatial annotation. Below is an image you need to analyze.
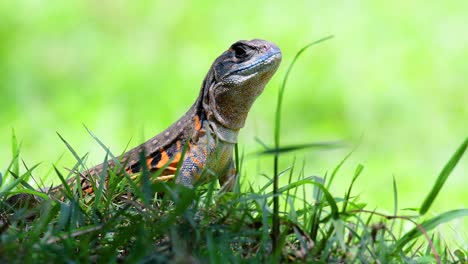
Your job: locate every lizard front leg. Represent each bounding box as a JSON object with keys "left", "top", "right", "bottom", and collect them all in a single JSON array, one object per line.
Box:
[
  {"left": 218, "top": 158, "right": 237, "bottom": 192},
  {"left": 176, "top": 136, "right": 237, "bottom": 191},
  {"left": 175, "top": 144, "right": 207, "bottom": 188}
]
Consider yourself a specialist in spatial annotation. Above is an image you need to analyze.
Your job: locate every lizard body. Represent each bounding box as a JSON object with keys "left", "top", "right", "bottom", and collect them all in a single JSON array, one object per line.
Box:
[{"left": 53, "top": 39, "right": 282, "bottom": 197}]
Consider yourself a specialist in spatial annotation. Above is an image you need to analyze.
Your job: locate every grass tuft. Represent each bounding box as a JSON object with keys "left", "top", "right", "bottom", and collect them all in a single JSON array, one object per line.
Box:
[{"left": 0, "top": 41, "right": 466, "bottom": 263}]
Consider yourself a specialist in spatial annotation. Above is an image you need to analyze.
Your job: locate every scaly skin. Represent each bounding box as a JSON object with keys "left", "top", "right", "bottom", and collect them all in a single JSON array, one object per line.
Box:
[{"left": 51, "top": 39, "right": 282, "bottom": 197}]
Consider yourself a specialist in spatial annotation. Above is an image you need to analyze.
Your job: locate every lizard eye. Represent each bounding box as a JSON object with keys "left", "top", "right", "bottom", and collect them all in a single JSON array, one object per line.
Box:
[{"left": 232, "top": 44, "right": 248, "bottom": 59}]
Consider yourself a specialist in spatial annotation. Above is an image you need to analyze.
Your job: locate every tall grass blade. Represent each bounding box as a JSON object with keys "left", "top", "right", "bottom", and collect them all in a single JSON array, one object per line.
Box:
[
  {"left": 395, "top": 208, "right": 468, "bottom": 252},
  {"left": 342, "top": 164, "right": 363, "bottom": 213},
  {"left": 53, "top": 166, "right": 74, "bottom": 200},
  {"left": 94, "top": 154, "right": 108, "bottom": 205},
  {"left": 11, "top": 128, "right": 20, "bottom": 177},
  {"left": 2, "top": 129, "right": 22, "bottom": 182},
  {"left": 254, "top": 137, "right": 271, "bottom": 151},
  {"left": 84, "top": 125, "right": 119, "bottom": 164},
  {"left": 389, "top": 175, "right": 399, "bottom": 235},
  {"left": 234, "top": 143, "right": 241, "bottom": 193},
  {"left": 57, "top": 132, "right": 88, "bottom": 172},
  {"left": 284, "top": 157, "right": 296, "bottom": 213},
  {"left": 310, "top": 176, "right": 324, "bottom": 240},
  {"left": 272, "top": 35, "right": 333, "bottom": 252},
  {"left": 7, "top": 188, "right": 49, "bottom": 200},
  {"left": 256, "top": 141, "right": 344, "bottom": 156},
  {"left": 0, "top": 163, "right": 40, "bottom": 195},
  {"left": 259, "top": 167, "right": 290, "bottom": 193},
  {"left": 326, "top": 144, "right": 358, "bottom": 189},
  {"left": 273, "top": 177, "right": 339, "bottom": 220},
  {"left": 420, "top": 137, "right": 468, "bottom": 215}
]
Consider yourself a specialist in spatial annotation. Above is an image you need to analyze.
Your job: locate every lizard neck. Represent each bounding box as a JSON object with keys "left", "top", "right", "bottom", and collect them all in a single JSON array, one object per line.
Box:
[
  {"left": 206, "top": 120, "right": 239, "bottom": 144},
  {"left": 195, "top": 70, "right": 240, "bottom": 144}
]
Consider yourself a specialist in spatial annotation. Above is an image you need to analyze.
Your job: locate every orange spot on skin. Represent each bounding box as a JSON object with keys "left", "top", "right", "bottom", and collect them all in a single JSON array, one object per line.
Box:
[
  {"left": 145, "top": 142, "right": 186, "bottom": 176},
  {"left": 194, "top": 115, "right": 201, "bottom": 131},
  {"left": 155, "top": 149, "right": 170, "bottom": 168},
  {"left": 171, "top": 141, "right": 182, "bottom": 165},
  {"left": 83, "top": 186, "right": 93, "bottom": 195},
  {"left": 146, "top": 157, "right": 153, "bottom": 170},
  {"left": 190, "top": 156, "right": 202, "bottom": 167}
]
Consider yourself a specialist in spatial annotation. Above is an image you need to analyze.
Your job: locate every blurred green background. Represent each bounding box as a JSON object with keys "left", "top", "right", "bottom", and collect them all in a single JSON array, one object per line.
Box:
[{"left": 0, "top": 0, "right": 466, "bottom": 219}]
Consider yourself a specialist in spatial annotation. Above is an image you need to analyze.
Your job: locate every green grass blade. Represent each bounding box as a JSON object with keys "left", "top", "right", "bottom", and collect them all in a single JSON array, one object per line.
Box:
[
  {"left": 53, "top": 166, "right": 74, "bottom": 200},
  {"left": 284, "top": 157, "right": 296, "bottom": 213},
  {"left": 419, "top": 137, "right": 468, "bottom": 215},
  {"left": 84, "top": 126, "right": 122, "bottom": 169},
  {"left": 395, "top": 209, "right": 468, "bottom": 252},
  {"left": 272, "top": 35, "right": 333, "bottom": 252},
  {"left": 234, "top": 143, "right": 241, "bottom": 193},
  {"left": 255, "top": 141, "right": 344, "bottom": 156},
  {"left": 274, "top": 34, "right": 334, "bottom": 148},
  {"left": 342, "top": 164, "right": 364, "bottom": 213},
  {"left": 94, "top": 154, "right": 109, "bottom": 205},
  {"left": 139, "top": 151, "right": 153, "bottom": 205},
  {"left": 57, "top": 132, "right": 88, "bottom": 172},
  {"left": 0, "top": 163, "right": 40, "bottom": 195},
  {"left": 11, "top": 128, "right": 20, "bottom": 177},
  {"left": 390, "top": 175, "right": 398, "bottom": 231},
  {"left": 259, "top": 167, "right": 291, "bottom": 193},
  {"left": 326, "top": 144, "right": 358, "bottom": 189},
  {"left": 7, "top": 188, "right": 49, "bottom": 200},
  {"left": 41, "top": 152, "right": 66, "bottom": 186},
  {"left": 254, "top": 137, "right": 271, "bottom": 151},
  {"left": 2, "top": 129, "right": 22, "bottom": 183},
  {"left": 272, "top": 177, "right": 339, "bottom": 220}
]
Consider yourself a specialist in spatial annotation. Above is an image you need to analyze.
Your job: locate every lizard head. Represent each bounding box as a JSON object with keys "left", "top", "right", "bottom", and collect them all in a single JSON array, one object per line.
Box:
[{"left": 203, "top": 39, "right": 282, "bottom": 130}]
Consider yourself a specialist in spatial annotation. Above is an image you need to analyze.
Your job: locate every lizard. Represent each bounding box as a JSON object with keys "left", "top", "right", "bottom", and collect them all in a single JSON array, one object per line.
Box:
[{"left": 18, "top": 39, "right": 282, "bottom": 202}]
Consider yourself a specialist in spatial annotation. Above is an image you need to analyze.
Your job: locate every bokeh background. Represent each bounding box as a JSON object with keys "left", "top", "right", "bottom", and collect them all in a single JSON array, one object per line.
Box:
[{"left": 1, "top": 1, "right": 466, "bottom": 220}]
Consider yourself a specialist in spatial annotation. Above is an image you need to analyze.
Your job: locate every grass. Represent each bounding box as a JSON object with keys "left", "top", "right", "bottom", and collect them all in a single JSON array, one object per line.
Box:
[{"left": 1, "top": 43, "right": 467, "bottom": 263}]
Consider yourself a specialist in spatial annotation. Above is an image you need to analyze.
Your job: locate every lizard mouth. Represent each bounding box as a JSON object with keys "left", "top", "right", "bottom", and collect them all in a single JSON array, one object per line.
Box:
[{"left": 231, "top": 51, "right": 282, "bottom": 75}]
